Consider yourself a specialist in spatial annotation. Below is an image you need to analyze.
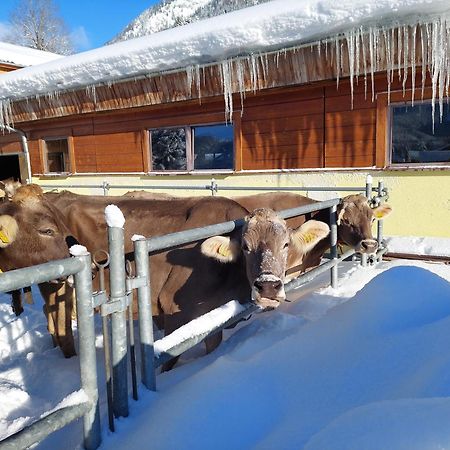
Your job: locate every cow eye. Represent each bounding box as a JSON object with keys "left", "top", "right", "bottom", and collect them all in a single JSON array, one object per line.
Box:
[{"left": 40, "top": 228, "right": 55, "bottom": 236}]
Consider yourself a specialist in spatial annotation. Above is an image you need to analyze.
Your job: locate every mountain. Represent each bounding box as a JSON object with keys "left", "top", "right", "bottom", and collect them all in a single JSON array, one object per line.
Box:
[{"left": 109, "top": 0, "right": 271, "bottom": 43}]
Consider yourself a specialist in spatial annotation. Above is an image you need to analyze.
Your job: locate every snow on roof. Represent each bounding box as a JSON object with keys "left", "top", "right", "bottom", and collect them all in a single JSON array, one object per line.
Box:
[
  {"left": 0, "top": 42, "right": 62, "bottom": 68},
  {"left": 0, "top": 0, "right": 448, "bottom": 104}
]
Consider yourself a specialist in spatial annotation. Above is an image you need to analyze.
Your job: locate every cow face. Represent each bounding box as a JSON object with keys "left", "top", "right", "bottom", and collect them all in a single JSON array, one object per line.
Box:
[
  {"left": 0, "top": 178, "right": 22, "bottom": 201},
  {"left": 337, "top": 195, "right": 392, "bottom": 254},
  {"left": 0, "top": 184, "right": 78, "bottom": 271},
  {"left": 201, "top": 208, "right": 329, "bottom": 310}
]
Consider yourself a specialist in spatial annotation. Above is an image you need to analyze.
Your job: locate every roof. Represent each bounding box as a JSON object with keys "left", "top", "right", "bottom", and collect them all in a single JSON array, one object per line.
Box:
[
  {"left": 0, "top": 42, "right": 62, "bottom": 68},
  {"left": 0, "top": 0, "right": 449, "bottom": 126}
]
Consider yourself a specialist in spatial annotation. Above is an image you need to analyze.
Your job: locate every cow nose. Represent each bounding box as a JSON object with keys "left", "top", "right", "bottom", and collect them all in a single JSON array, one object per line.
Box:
[
  {"left": 360, "top": 239, "right": 378, "bottom": 253},
  {"left": 254, "top": 278, "right": 283, "bottom": 293}
]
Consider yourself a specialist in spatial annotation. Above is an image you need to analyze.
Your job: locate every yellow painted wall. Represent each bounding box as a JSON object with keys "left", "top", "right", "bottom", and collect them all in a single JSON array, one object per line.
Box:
[{"left": 34, "top": 170, "right": 450, "bottom": 238}]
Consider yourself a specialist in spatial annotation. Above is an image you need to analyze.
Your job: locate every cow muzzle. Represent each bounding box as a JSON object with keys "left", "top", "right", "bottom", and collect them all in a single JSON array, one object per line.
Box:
[
  {"left": 252, "top": 273, "right": 286, "bottom": 310},
  {"left": 357, "top": 239, "right": 378, "bottom": 254}
]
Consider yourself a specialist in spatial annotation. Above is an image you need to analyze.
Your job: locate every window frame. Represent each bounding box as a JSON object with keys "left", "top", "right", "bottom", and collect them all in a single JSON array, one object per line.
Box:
[
  {"left": 41, "top": 136, "right": 74, "bottom": 175},
  {"left": 148, "top": 122, "right": 235, "bottom": 173},
  {"left": 379, "top": 91, "right": 450, "bottom": 169}
]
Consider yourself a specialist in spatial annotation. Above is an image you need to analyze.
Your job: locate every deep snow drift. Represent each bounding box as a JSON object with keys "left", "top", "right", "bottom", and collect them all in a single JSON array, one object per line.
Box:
[{"left": 1, "top": 259, "right": 450, "bottom": 449}]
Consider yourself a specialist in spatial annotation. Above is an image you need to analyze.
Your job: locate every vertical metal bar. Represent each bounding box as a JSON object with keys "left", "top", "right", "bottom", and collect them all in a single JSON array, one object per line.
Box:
[
  {"left": 108, "top": 226, "right": 129, "bottom": 418},
  {"left": 134, "top": 239, "right": 156, "bottom": 391},
  {"left": 210, "top": 178, "right": 217, "bottom": 196},
  {"left": 128, "top": 304, "right": 138, "bottom": 400},
  {"left": 102, "top": 181, "right": 110, "bottom": 196},
  {"left": 73, "top": 252, "right": 101, "bottom": 450},
  {"left": 377, "top": 180, "right": 385, "bottom": 261},
  {"left": 98, "top": 265, "right": 114, "bottom": 433},
  {"left": 329, "top": 205, "right": 338, "bottom": 288},
  {"left": 365, "top": 174, "right": 373, "bottom": 199}
]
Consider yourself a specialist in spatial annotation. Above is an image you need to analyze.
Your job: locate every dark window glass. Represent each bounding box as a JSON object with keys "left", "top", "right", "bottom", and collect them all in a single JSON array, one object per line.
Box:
[
  {"left": 45, "top": 139, "right": 70, "bottom": 173},
  {"left": 392, "top": 103, "right": 450, "bottom": 164},
  {"left": 193, "top": 125, "right": 233, "bottom": 170},
  {"left": 151, "top": 128, "right": 186, "bottom": 170}
]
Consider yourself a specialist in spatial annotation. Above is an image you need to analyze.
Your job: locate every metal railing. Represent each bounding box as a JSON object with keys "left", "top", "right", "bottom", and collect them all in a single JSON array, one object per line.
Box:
[
  {"left": 99, "top": 197, "right": 348, "bottom": 397},
  {"left": 0, "top": 253, "right": 101, "bottom": 450}
]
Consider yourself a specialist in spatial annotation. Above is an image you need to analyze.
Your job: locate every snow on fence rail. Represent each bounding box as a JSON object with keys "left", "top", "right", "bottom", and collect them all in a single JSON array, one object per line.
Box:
[{"left": 0, "top": 252, "right": 101, "bottom": 450}]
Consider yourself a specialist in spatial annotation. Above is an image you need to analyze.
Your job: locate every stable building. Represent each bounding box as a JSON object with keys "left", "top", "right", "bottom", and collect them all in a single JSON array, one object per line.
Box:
[{"left": 0, "top": 0, "right": 449, "bottom": 237}]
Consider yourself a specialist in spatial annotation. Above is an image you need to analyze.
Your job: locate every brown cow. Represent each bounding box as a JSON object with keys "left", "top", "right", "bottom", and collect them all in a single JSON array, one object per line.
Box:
[
  {"left": 234, "top": 192, "right": 392, "bottom": 274},
  {"left": 2, "top": 187, "right": 329, "bottom": 360},
  {"left": 0, "top": 178, "right": 22, "bottom": 202},
  {"left": 0, "top": 185, "right": 79, "bottom": 356}
]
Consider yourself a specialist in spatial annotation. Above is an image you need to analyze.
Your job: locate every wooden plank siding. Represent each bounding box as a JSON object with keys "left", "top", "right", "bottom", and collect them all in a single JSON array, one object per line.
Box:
[{"left": 5, "top": 71, "right": 436, "bottom": 176}]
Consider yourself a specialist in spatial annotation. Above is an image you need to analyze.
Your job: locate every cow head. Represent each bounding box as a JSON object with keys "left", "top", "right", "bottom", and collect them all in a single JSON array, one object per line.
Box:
[
  {"left": 337, "top": 194, "right": 392, "bottom": 254},
  {"left": 0, "top": 178, "right": 21, "bottom": 202},
  {"left": 201, "top": 208, "right": 329, "bottom": 309},
  {"left": 0, "top": 184, "right": 78, "bottom": 271}
]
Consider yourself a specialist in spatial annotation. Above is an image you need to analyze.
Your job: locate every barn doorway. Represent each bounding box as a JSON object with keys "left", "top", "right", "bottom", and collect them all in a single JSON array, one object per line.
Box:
[{"left": 0, "top": 154, "right": 21, "bottom": 182}]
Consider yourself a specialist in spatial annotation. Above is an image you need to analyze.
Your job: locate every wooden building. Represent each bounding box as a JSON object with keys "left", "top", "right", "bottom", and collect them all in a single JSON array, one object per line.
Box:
[{"left": 0, "top": 4, "right": 449, "bottom": 237}]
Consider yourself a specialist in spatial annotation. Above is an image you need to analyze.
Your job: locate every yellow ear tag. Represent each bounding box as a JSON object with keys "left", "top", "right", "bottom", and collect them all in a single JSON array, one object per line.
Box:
[
  {"left": 303, "top": 232, "right": 315, "bottom": 244},
  {"left": 0, "top": 230, "right": 9, "bottom": 244},
  {"left": 218, "top": 243, "right": 231, "bottom": 258},
  {"left": 374, "top": 211, "right": 384, "bottom": 219}
]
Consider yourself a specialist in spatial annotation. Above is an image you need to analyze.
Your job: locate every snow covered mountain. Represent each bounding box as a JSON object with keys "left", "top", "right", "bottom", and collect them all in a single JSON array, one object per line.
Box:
[{"left": 108, "top": 0, "right": 271, "bottom": 43}]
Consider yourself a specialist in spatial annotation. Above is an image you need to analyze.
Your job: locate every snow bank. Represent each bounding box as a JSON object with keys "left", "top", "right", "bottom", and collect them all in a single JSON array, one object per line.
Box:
[{"left": 386, "top": 235, "right": 450, "bottom": 257}]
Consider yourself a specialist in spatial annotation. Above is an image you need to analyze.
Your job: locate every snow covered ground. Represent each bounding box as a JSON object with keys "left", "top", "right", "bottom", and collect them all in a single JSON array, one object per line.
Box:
[{"left": 1, "top": 258, "right": 450, "bottom": 449}]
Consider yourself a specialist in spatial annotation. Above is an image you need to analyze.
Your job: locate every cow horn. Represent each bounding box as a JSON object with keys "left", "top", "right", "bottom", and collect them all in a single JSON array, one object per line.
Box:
[{"left": 0, "top": 215, "right": 19, "bottom": 248}]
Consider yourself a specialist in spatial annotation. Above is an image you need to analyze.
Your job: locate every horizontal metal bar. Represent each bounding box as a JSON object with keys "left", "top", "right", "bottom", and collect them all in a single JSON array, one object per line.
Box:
[
  {"left": 0, "top": 402, "right": 90, "bottom": 450},
  {"left": 144, "top": 198, "right": 340, "bottom": 253},
  {"left": 39, "top": 183, "right": 379, "bottom": 193},
  {"left": 277, "top": 198, "right": 340, "bottom": 220},
  {"left": 0, "top": 257, "right": 84, "bottom": 293},
  {"left": 146, "top": 218, "right": 245, "bottom": 253},
  {"left": 285, "top": 248, "right": 356, "bottom": 293},
  {"left": 92, "top": 290, "right": 108, "bottom": 308},
  {"left": 155, "top": 303, "right": 259, "bottom": 368}
]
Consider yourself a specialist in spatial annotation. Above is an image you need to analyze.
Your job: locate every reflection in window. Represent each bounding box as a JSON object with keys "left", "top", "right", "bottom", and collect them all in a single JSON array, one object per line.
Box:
[
  {"left": 45, "top": 138, "right": 70, "bottom": 173},
  {"left": 149, "top": 124, "right": 234, "bottom": 171},
  {"left": 392, "top": 103, "right": 450, "bottom": 164},
  {"left": 151, "top": 128, "right": 187, "bottom": 170},
  {"left": 193, "top": 125, "right": 234, "bottom": 170}
]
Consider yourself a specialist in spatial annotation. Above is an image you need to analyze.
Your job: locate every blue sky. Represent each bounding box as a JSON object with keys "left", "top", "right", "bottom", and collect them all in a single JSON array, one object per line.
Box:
[{"left": 0, "top": 0, "right": 158, "bottom": 52}]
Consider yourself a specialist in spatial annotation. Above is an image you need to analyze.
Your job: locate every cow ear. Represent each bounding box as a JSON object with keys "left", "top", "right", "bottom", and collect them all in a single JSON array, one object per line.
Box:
[
  {"left": 0, "top": 215, "right": 19, "bottom": 248},
  {"left": 290, "top": 220, "right": 330, "bottom": 253},
  {"left": 201, "top": 236, "right": 240, "bottom": 263},
  {"left": 372, "top": 204, "right": 392, "bottom": 219}
]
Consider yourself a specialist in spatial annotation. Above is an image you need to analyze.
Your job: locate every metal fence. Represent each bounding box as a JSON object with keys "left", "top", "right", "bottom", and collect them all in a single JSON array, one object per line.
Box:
[
  {"left": 0, "top": 179, "right": 389, "bottom": 448},
  {"left": 0, "top": 253, "right": 101, "bottom": 450}
]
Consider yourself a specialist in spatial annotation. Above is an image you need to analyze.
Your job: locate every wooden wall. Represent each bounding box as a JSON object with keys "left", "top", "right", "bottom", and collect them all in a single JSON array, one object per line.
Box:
[{"left": 0, "top": 74, "right": 430, "bottom": 176}]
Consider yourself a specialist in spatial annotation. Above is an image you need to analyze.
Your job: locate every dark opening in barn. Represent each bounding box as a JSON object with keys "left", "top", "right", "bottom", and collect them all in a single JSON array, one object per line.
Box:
[{"left": 0, "top": 154, "right": 21, "bottom": 181}]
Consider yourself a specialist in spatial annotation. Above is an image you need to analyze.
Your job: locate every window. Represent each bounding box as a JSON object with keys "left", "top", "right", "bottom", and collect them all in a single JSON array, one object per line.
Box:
[
  {"left": 391, "top": 102, "right": 450, "bottom": 165},
  {"left": 150, "top": 124, "right": 233, "bottom": 171},
  {"left": 43, "top": 138, "right": 71, "bottom": 173}
]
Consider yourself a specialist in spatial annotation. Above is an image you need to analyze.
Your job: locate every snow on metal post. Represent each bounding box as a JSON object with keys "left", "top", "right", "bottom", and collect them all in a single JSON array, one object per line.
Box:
[
  {"left": 361, "top": 174, "right": 372, "bottom": 267},
  {"left": 329, "top": 205, "right": 338, "bottom": 288},
  {"left": 72, "top": 247, "right": 102, "bottom": 450},
  {"left": 377, "top": 180, "right": 385, "bottom": 260},
  {"left": 133, "top": 237, "right": 156, "bottom": 391},
  {"left": 105, "top": 205, "right": 129, "bottom": 418}
]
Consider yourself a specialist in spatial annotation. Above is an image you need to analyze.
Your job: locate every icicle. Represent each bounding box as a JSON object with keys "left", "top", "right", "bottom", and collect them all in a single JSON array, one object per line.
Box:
[
  {"left": 335, "top": 35, "right": 341, "bottom": 89},
  {"left": 185, "top": 66, "right": 194, "bottom": 96},
  {"left": 397, "top": 26, "right": 403, "bottom": 81},
  {"left": 346, "top": 30, "right": 355, "bottom": 108},
  {"left": 411, "top": 25, "right": 417, "bottom": 106},
  {"left": 369, "top": 27, "right": 375, "bottom": 102},
  {"left": 361, "top": 26, "right": 368, "bottom": 100},
  {"left": 384, "top": 27, "right": 392, "bottom": 103},
  {"left": 195, "top": 65, "right": 201, "bottom": 102},
  {"left": 402, "top": 26, "right": 409, "bottom": 96},
  {"left": 421, "top": 24, "right": 427, "bottom": 100}
]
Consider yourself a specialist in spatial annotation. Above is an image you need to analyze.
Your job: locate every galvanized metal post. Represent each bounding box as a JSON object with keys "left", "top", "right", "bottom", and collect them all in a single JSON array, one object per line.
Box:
[
  {"left": 365, "top": 174, "right": 373, "bottom": 199},
  {"left": 108, "top": 225, "right": 129, "bottom": 418},
  {"left": 210, "top": 178, "right": 218, "bottom": 196},
  {"left": 73, "top": 252, "right": 102, "bottom": 450},
  {"left": 329, "top": 205, "right": 338, "bottom": 288},
  {"left": 134, "top": 238, "right": 156, "bottom": 391},
  {"left": 102, "top": 181, "right": 110, "bottom": 196},
  {"left": 377, "top": 180, "right": 385, "bottom": 260}
]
